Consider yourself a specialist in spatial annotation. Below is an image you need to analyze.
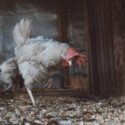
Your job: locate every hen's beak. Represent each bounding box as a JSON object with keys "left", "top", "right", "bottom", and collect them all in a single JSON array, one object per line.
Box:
[{"left": 68, "top": 60, "right": 72, "bottom": 66}]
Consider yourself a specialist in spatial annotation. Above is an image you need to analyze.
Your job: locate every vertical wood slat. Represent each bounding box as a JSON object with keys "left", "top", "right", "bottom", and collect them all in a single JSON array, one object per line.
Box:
[
  {"left": 57, "top": 1, "right": 70, "bottom": 87},
  {"left": 112, "top": 0, "right": 125, "bottom": 95},
  {"left": 87, "top": 0, "right": 117, "bottom": 96}
]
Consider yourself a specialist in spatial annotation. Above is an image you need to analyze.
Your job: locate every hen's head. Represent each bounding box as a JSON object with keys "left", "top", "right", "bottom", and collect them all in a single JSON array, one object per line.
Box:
[{"left": 62, "top": 48, "right": 86, "bottom": 67}]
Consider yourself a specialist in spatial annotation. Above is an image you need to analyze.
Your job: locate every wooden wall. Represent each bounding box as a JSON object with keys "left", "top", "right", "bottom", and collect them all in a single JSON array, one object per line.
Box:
[
  {"left": 1, "top": 0, "right": 125, "bottom": 95},
  {"left": 87, "top": 0, "right": 125, "bottom": 96},
  {"left": 87, "top": 0, "right": 116, "bottom": 96}
]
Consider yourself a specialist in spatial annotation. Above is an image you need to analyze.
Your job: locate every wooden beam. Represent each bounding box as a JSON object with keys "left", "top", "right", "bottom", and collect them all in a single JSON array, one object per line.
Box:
[{"left": 57, "top": 1, "right": 70, "bottom": 88}]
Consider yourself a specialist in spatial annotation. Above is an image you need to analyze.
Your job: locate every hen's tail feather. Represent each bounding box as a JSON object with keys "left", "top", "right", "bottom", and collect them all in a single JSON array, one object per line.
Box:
[{"left": 13, "top": 19, "right": 31, "bottom": 46}]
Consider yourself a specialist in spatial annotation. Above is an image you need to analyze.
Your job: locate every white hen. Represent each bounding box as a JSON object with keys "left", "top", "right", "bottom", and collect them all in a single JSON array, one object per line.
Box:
[{"left": 13, "top": 19, "right": 85, "bottom": 106}]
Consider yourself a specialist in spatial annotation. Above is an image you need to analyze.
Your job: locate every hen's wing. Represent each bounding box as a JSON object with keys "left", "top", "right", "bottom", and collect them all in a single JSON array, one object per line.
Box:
[{"left": 15, "top": 42, "right": 46, "bottom": 64}]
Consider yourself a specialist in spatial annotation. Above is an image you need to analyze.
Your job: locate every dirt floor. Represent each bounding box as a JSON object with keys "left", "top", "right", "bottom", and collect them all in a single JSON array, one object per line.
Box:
[{"left": 0, "top": 93, "right": 125, "bottom": 125}]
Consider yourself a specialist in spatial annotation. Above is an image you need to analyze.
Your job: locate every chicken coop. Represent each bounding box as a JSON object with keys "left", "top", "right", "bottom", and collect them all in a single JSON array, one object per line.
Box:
[{"left": 0, "top": 0, "right": 125, "bottom": 97}]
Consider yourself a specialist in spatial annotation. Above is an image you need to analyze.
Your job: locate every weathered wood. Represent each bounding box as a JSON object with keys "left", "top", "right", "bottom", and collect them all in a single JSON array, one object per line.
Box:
[
  {"left": 87, "top": 0, "right": 117, "bottom": 96},
  {"left": 13, "top": 88, "right": 88, "bottom": 98},
  {"left": 112, "top": 0, "right": 125, "bottom": 95}
]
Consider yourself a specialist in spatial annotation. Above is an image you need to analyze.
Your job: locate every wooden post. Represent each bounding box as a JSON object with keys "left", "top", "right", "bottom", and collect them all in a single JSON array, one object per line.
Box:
[{"left": 57, "top": 1, "right": 70, "bottom": 88}]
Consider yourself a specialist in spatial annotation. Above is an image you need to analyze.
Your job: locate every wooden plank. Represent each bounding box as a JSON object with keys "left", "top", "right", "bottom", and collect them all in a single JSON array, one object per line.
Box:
[
  {"left": 112, "top": 0, "right": 125, "bottom": 95},
  {"left": 86, "top": 0, "right": 117, "bottom": 96},
  {"left": 57, "top": 1, "right": 70, "bottom": 88}
]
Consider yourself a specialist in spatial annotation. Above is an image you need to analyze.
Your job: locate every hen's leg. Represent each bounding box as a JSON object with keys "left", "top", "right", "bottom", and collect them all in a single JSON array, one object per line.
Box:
[
  {"left": 44, "top": 78, "right": 53, "bottom": 89},
  {"left": 26, "top": 87, "right": 36, "bottom": 106}
]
